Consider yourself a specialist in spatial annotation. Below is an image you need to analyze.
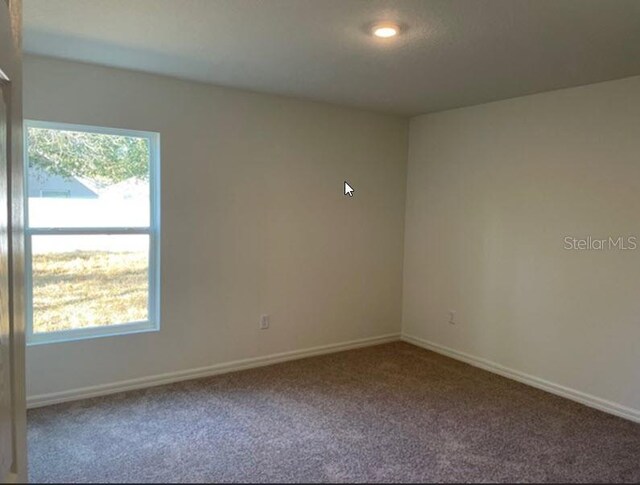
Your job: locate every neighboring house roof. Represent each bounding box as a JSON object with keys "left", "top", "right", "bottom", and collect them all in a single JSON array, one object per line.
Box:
[
  {"left": 28, "top": 166, "right": 100, "bottom": 199},
  {"left": 28, "top": 166, "right": 148, "bottom": 201}
]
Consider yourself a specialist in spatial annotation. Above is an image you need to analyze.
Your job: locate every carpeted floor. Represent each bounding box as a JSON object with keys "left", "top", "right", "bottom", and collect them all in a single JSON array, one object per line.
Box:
[{"left": 28, "top": 342, "right": 640, "bottom": 483}]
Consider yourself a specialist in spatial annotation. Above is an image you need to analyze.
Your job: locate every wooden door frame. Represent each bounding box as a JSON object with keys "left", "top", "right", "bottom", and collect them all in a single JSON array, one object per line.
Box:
[
  {"left": 1, "top": 75, "right": 26, "bottom": 485},
  {"left": 0, "top": 0, "right": 27, "bottom": 482}
]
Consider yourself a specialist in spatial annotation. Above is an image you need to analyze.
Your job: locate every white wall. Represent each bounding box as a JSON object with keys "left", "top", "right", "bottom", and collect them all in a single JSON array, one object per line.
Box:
[
  {"left": 26, "top": 55, "right": 640, "bottom": 420},
  {"left": 25, "top": 55, "right": 408, "bottom": 399},
  {"left": 403, "top": 76, "right": 640, "bottom": 415}
]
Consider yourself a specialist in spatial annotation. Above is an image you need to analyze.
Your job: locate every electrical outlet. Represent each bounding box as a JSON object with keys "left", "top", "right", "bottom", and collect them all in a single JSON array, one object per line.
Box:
[
  {"left": 448, "top": 310, "right": 456, "bottom": 325},
  {"left": 259, "top": 314, "right": 270, "bottom": 330}
]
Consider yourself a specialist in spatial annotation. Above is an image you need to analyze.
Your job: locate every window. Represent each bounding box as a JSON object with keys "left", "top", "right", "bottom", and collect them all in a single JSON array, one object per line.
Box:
[{"left": 25, "top": 120, "right": 160, "bottom": 344}]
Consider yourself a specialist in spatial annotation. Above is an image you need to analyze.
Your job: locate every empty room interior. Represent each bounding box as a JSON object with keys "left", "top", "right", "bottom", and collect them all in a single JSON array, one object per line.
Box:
[{"left": 1, "top": 0, "right": 640, "bottom": 483}]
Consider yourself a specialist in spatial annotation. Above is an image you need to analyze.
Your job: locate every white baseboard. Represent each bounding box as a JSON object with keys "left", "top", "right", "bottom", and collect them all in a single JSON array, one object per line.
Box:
[
  {"left": 28, "top": 333, "right": 401, "bottom": 409},
  {"left": 31, "top": 332, "right": 639, "bottom": 425},
  {"left": 401, "top": 334, "right": 640, "bottom": 424}
]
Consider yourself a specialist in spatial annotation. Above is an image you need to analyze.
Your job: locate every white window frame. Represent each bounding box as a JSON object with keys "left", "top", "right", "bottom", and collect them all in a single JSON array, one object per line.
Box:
[{"left": 24, "top": 120, "right": 161, "bottom": 345}]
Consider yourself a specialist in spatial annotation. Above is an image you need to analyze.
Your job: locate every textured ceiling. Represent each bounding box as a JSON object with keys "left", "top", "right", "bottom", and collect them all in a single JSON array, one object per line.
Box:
[{"left": 24, "top": 0, "right": 640, "bottom": 115}]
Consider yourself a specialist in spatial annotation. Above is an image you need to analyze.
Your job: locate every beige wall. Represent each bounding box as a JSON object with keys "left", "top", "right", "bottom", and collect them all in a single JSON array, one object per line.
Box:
[
  {"left": 403, "top": 76, "right": 640, "bottom": 414},
  {"left": 25, "top": 55, "right": 640, "bottom": 420},
  {"left": 25, "top": 55, "right": 408, "bottom": 399}
]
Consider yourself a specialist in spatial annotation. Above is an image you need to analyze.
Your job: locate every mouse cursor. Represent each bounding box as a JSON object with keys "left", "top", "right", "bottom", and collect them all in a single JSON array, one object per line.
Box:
[{"left": 344, "top": 181, "right": 354, "bottom": 197}]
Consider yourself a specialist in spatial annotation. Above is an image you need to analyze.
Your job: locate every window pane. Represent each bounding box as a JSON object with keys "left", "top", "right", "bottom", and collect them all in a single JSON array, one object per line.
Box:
[
  {"left": 27, "top": 126, "right": 150, "bottom": 228},
  {"left": 31, "top": 235, "right": 149, "bottom": 333}
]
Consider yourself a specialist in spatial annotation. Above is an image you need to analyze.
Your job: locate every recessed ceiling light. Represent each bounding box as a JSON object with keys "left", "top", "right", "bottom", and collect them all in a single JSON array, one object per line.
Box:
[{"left": 372, "top": 23, "right": 399, "bottom": 38}]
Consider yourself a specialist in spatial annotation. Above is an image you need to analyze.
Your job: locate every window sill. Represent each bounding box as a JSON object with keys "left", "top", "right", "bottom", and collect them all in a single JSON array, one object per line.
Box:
[{"left": 26, "top": 320, "right": 160, "bottom": 346}]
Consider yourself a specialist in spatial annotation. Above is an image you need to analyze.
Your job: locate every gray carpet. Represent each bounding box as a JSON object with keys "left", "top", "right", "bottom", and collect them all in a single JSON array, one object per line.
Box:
[{"left": 28, "top": 342, "right": 640, "bottom": 483}]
